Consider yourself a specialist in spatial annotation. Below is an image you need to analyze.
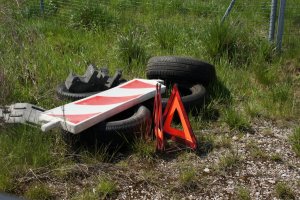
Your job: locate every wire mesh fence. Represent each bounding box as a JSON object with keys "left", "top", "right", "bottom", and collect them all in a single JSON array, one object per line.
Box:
[{"left": 17, "top": 0, "right": 299, "bottom": 51}]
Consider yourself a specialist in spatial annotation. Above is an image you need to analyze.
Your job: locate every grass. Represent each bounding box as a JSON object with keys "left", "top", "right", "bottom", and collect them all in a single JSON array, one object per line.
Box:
[
  {"left": 236, "top": 186, "right": 251, "bottom": 200},
  {"left": 223, "top": 108, "right": 251, "bottom": 132},
  {"left": 179, "top": 167, "right": 197, "bottom": 188},
  {"left": 24, "top": 183, "right": 53, "bottom": 200},
  {"left": 289, "top": 127, "right": 300, "bottom": 157},
  {"left": 75, "top": 177, "right": 117, "bottom": 200},
  {"left": 96, "top": 178, "right": 118, "bottom": 199},
  {"left": 245, "top": 139, "right": 269, "bottom": 160},
  {"left": 216, "top": 150, "right": 242, "bottom": 172},
  {"left": 275, "top": 182, "right": 296, "bottom": 200},
  {"left": 0, "top": 0, "right": 299, "bottom": 198}
]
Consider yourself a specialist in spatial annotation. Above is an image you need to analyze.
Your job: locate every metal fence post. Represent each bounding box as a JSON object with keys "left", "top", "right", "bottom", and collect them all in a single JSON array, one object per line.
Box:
[
  {"left": 276, "top": 0, "right": 286, "bottom": 51},
  {"left": 221, "top": 0, "right": 236, "bottom": 24},
  {"left": 40, "top": 0, "right": 45, "bottom": 15},
  {"left": 268, "top": 0, "right": 278, "bottom": 42}
]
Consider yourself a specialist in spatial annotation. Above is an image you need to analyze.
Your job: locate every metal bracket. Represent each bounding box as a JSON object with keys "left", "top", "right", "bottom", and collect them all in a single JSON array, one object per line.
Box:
[{"left": 0, "top": 103, "right": 45, "bottom": 127}]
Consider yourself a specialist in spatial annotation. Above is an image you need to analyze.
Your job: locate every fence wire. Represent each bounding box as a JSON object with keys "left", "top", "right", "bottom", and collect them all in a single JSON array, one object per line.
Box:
[{"left": 16, "top": 0, "right": 300, "bottom": 50}]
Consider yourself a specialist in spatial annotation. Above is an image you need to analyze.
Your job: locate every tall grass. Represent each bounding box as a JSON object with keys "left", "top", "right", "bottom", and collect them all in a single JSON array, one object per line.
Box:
[
  {"left": 0, "top": 126, "right": 57, "bottom": 191},
  {"left": 0, "top": 0, "right": 299, "bottom": 198}
]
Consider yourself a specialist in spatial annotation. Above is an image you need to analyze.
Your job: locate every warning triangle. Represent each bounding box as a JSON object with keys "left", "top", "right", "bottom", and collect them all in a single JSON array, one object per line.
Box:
[
  {"left": 153, "top": 83, "right": 165, "bottom": 150},
  {"left": 162, "top": 85, "right": 197, "bottom": 150}
]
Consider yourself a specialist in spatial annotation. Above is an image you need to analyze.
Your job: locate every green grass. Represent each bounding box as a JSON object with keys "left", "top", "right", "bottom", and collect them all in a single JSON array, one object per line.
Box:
[
  {"left": 25, "top": 183, "right": 53, "bottom": 200},
  {"left": 275, "top": 182, "right": 296, "bottom": 200},
  {"left": 96, "top": 178, "right": 118, "bottom": 199},
  {"left": 236, "top": 186, "right": 251, "bottom": 200},
  {"left": 289, "top": 127, "right": 300, "bottom": 157},
  {"left": 216, "top": 150, "right": 242, "bottom": 172},
  {"left": 0, "top": 0, "right": 300, "bottom": 198}
]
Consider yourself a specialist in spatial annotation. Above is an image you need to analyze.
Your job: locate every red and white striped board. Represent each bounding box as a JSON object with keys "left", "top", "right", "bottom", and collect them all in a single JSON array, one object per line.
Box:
[{"left": 39, "top": 79, "right": 165, "bottom": 134}]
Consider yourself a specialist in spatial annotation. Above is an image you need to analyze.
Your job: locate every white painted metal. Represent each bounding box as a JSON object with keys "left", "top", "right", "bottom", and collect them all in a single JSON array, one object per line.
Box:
[
  {"left": 39, "top": 79, "right": 165, "bottom": 134},
  {"left": 0, "top": 103, "right": 45, "bottom": 126}
]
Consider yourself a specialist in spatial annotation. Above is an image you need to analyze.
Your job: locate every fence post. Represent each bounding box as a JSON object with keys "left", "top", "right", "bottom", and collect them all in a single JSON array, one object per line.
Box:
[
  {"left": 40, "top": 0, "right": 44, "bottom": 15},
  {"left": 268, "top": 0, "right": 278, "bottom": 42},
  {"left": 221, "top": 0, "right": 236, "bottom": 24},
  {"left": 276, "top": 0, "right": 286, "bottom": 51}
]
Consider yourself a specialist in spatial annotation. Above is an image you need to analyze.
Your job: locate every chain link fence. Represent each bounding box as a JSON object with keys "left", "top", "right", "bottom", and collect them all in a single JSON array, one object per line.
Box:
[{"left": 18, "top": 0, "right": 299, "bottom": 51}]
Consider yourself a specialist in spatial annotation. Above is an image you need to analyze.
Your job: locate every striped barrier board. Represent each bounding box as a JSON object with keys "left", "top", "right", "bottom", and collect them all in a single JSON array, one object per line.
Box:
[{"left": 39, "top": 79, "right": 165, "bottom": 134}]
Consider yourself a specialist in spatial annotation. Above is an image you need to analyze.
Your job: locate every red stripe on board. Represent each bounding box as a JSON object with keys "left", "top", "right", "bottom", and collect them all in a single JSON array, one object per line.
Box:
[
  {"left": 120, "top": 80, "right": 156, "bottom": 89},
  {"left": 75, "top": 95, "right": 140, "bottom": 105},
  {"left": 49, "top": 113, "right": 99, "bottom": 124}
]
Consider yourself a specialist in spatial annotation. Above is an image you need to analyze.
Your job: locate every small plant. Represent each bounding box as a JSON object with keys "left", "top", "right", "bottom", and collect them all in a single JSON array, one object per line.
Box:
[
  {"left": 271, "top": 83, "right": 292, "bottom": 104},
  {"left": 223, "top": 108, "right": 250, "bottom": 132},
  {"left": 0, "top": 68, "right": 12, "bottom": 104},
  {"left": 275, "top": 182, "right": 295, "bottom": 200},
  {"left": 215, "top": 135, "right": 232, "bottom": 149},
  {"left": 96, "top": 178, "right": 117, "bottom": 199},
  {"left": 236, "top": 186, "right": 251, "bottom": 200},
  {"left": 69, "top": 1, "right": 117, "bottom": 30},
  {"left": 246, "top": 140, "right": 268, "bottom": 160},
  {"left": 25, "top": 183, "right": 53, "bottom": 200},
  {"left": 118, "top": 29, "right": 147, "bottom": 65},
  {"left": 153, "top": 22, "right": 180, "bottom": 53},
  {"left": 201, "top": 21, "right": 253, "bottom": 67},
  {"left": 196, "top": 134, "right": 215, "bottom": 154},
  {"left": 217, "top": 150, "right": 241, "bottom": 171},
  {"left": 289, "top": 127, "right": 300, "bottom": 157},
  {"left": 270, "top": 153, "right": 283, "bottom": 162},
  {"left": 179, "top": 167, "right": 197, "bottom": 188},
  {"left": 132, "top": 138, "right": 156, "bottom": 159}
]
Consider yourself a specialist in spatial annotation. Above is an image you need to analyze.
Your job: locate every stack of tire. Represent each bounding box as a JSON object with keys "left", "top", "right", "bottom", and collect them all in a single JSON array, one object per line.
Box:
[
  {"left": 58, "top": 56, "right": 216, "bottom": 149},
  {"left": 146, "top": 56, "right": 216, "bottom": 113}
]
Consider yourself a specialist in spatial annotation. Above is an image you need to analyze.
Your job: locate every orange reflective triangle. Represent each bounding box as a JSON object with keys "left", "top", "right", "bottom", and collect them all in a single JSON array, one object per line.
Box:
[
  {"left": 153, "top": 83, "right": 165, "bottom": 151},
  {"left": 163, "top": 85, "right": 197, "bottom": 150}
]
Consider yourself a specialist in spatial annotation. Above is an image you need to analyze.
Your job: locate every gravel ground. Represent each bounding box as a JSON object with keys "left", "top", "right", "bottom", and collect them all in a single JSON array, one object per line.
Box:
[{"left": 39, "top": 119, "right": 299, "bottom": 199}]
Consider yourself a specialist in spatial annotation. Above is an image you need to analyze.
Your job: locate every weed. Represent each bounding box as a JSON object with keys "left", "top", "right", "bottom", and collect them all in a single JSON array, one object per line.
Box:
[
  {"left": 69, "top": 1, "right": 117, "bottom": 30},
  {"left": 215, "top": 135, "right": 232, "bottom": 149},
  {"left": 223, "top": 108, "right": 250, "bottom": 132},
  {"left": 153, "top": 22, "right": 180, "bottom": 53},
  {"left": 77, "top": 145, "right": 115, "bottom": 164},
  {"left": 96, "top": 178, "right": 117, "bottom": 199},
  {"left": 253, "top": 64, "right": 277, "bottom": 86},
  {"left": 217, "top": 150, "right": 241, "bottom": 171},
  {"left": 245, "top": 139, "right": 268, "bottom": 160},
  {"left": 0, "top": 68, "right": 12, "bottom": 104},
  {"left": 270, "top": 153, "right": 283, "bottom": 162},
  {"left": 289, "top": 127, "right": 300, "bottom": 157},
  {"left": 275, "top": 182, "right": 296, "bottom": 200},
  {"left": 25, "top": 183, "right": 53, "bottom": 200},
  {"left": 236, "top": 186, "right": 251, "bottom": 200},
  {"left": 271, "top": 83, "right": 292, "bottom": 104},
  {"left": 201, "top": 21, "right": 253, "bottom": 67},
  {"left": 132, "top": 138, "right": 156, "bottom": 159},
  {"left": 179, "top": 167, "right": 197, "bottom": 188},
  {"left": 117, "top": 29, "right": 147, "bottom": 66},
  {"left": 196, "top": 134, "right": 215, "bottom": 155}
]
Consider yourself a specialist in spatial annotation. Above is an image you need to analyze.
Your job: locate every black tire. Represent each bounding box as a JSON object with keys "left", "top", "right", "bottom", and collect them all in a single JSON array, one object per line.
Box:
[
  {"left": 162, "top": 84, "right": 206, "bottom": 112},
  {"left": 56, "top": 83, "right": 99, "bottom": 100},
  {"left": 143, "top": 84, "right": 206, "bottom": 116},
  {"left": 62, "top": 105, "right": 152, "bottom": 149},
  {"left": 146, "top": 56, "right": 216, "bottom": 86},
  {"left": 56, "top": 79, "right": 128, "bottom": 100}
]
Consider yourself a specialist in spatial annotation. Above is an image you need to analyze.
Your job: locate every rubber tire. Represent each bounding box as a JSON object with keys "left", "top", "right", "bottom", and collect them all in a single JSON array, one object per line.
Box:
[
  {"left": 62, "top": 105, "right": 152, "bottom": 149},
  {"left": 162, "top": 84, "right": 206, "bottom": 112},
  {"left": 56, "top": 83, "right": 99, "bottom": 100},
  {"left": 56, "top": 79, "right": 128, "bottom": 100},
  {"left": 146, "top": 56, "right": 216, "bottom": 86}
]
